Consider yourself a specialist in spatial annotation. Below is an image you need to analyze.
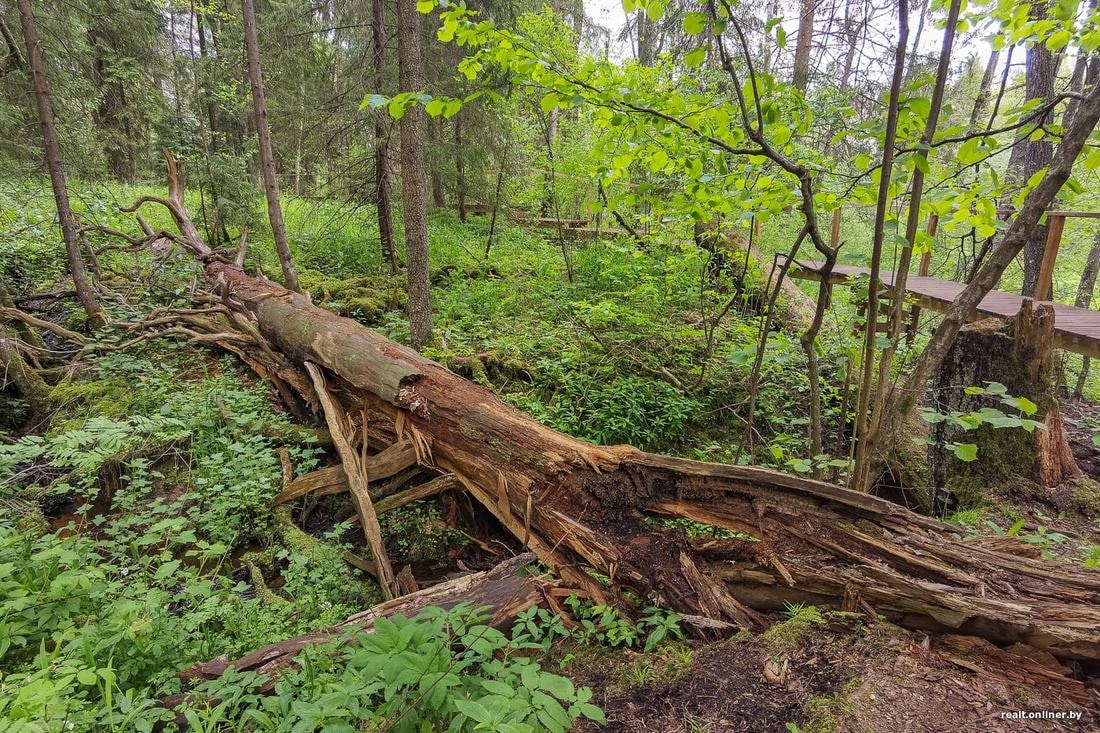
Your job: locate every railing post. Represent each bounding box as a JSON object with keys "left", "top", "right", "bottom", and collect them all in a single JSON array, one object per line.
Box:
[
  {"left": 1035, "top": 214, "right": 1066, "bottom": 301},
  {"left": 906, "top": 213, "right": 939, "bottom": 345},
  {"left": 829, "top": 208, "right": 842, "bottom": 249}
]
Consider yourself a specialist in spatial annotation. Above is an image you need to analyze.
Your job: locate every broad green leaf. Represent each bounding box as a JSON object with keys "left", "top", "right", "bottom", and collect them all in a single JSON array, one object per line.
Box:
[
  {"left": 684, "top": 46, "right": 708, "bottom": 68},
  {"left": 953, "top": 443, "right": 979, "bottom": 462},
  {"left": 682, "top": 12, "right": 707, "bottom": 35}
]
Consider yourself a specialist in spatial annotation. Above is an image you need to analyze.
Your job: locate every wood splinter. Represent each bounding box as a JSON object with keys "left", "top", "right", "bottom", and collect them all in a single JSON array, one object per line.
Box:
[{"left": 304, "top": 361, "right": 400, "bottom": 600}]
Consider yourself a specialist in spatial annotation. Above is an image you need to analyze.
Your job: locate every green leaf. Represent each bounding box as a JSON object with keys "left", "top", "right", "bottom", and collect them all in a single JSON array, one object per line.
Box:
[
  {"left": 576, "top": 702, "right": 606, "bottom": 724},
  {"left": 388, "top": 97, "right": 407, "bottom": 120},
  {"left": 416, "top": 0, "right": 435, "bottom": 11},
  {"left": 1002, "top": 395, "right": 1038, "bottom": 416},
  {"left": 684, "top": 46, "right": 708, "bottom": 68},
  {"left": 538, "top": 673, "right": 575, "bottom": 699},
  {"left": 953, "top": 443, "right": 979, "bottom": 462},
  {"left": 77, "top": 669, "right": 99, "bottom": 685},
  {"left": 454, "top": 699, "right": 494, "bottom": 723},
  {"left": 1026, "top": 166, "right": 1047, "bottom": 189},
  {"left": 443, "top": 99, "right": 462, "bottom": 118},
  {"left": 361, "top": 93, "right": 388, "bottom": 110},
  {"left": 912, "top": 153, "right": 930, "bottom": 175},
  {"left": 425, "top": 99, "right": 445, "bottom": 117},
  {"left": 540, "top": 93, "right": 560, "bottom": 113},
  {"left": 682, "top": 11, "right": 707, "bottom": 35}
]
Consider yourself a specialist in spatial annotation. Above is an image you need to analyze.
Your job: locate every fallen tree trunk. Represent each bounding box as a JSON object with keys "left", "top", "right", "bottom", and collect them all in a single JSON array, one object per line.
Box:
[
  {"left": 179, "top": 552, "right": 541, "bottom": 685},
  {"left": 198, "top": 256, "right": 1100, "bottom": 661},
  {"left": 140, "top": 164, "right": 1100, "bottom": 663}
]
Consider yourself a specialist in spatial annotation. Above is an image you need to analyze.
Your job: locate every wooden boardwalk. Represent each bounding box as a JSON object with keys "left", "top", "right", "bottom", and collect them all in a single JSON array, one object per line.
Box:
[{"left": 789, "top": 262, "right": 1100, "bottom": 359}]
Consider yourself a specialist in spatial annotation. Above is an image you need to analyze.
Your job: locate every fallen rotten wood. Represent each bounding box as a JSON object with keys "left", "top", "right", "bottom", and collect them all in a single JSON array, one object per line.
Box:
[
  {"left": 139, "top": 156, "right": 1100, "bottom": 662},
  {"left": 181, "top": 552, "right": 541, "bottom": 683},
  {"left": 272, "top": 439, "right": 417, "bottom": 505}
]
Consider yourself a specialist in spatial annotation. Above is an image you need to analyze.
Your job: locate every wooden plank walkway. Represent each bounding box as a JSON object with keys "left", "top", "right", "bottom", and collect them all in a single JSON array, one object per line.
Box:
[{"left": 789, "top": 262, "right": 1100, "bottom": 359}]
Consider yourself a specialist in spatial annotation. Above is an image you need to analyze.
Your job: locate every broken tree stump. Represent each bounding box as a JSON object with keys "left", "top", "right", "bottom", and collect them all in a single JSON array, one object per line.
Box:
[{"left": 929, "top": 300, "right": 1082, "bottom": 513}]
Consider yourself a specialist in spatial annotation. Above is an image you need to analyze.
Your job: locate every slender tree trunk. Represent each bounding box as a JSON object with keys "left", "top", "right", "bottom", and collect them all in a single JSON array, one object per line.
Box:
[
  {"left": 1074, "top": 232, "right": 1100, "bottom": 397},
  {"left": 0, "top": 16, "right": 25, "bottom": 76},
  {"left": 241, "top": 0, "right": 300, "bottom": 292},
  {"left": 372, "top": 0, "right": 398, "bottom": 274},
  {"left": 850, "top": 0, "right": 909, "bottom": 490},
  {"left": 455, "top": 113, "right": 466, "bottom": 223},
  {"left": 859, "top": 0, "right": 962, "bottom": 492},
  {"left": 397, "top": 0, "right": 434, "bottom": 348},
  {"left": 16, "top": 0, "right": 106, "bottom": 329},
  {"left": 1015, "top": 2, "right": 1057, "bottom": 296},
  {"left": 969, "top": 49, "right": 1000, "bottom": 127},
  {"left": 904, "top": 0, "right": 930, "bottom": 82},
  {"left": 792, "top": 0, "right": 815, "bottom": 90}
]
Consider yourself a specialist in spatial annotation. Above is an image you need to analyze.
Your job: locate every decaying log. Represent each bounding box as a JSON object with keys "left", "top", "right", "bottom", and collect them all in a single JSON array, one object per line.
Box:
[
  {"left": 195, "top": 257, "right": 1100, "bottom": 660},
  {"left": 135, "top": 164, "right": 1100, "bottom": 663},
  {"left": 273, "top": 440, "right": 417, "bottom": 505},
  {"left": 181, "top": 552, "right": 541, "bottom": 683}
]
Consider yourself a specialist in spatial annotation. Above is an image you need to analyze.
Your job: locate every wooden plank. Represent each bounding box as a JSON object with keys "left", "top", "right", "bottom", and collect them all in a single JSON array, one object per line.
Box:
[
  {"left": 1034, "top": 214, "right": 1066, "bottom": 302},
  {"left": 789, "top": 260, "right": 1100, "bottom": 360}
]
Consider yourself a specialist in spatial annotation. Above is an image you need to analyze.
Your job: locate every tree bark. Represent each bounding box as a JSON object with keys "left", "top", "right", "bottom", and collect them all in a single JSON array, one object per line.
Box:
[
  {"left": 792, "top": 0, "right": 815, "bottom": 90},
  {"left": 397, "top": 0, "right": 434, "bottom": 348},
  {"left": 969, "top": 49, "right": 1000, "bottom": 128},
  {"left": 1014, "top": 1, "right": 1057, "bottom": 296},
  {"left": 372, "top": 0, "right": 398, "bottom": 275},
  {"left": 929, "top": 302, "right": 1080, "bottom": 515},
  {"left": 1074, "top": 231, "right": 1100, "bottom": 397},
  {"left": 241, "top": 0, "right": 300, "bottom": 293},
  {"left": 16, "top": 0, "right": 107, "bottom": 330}
]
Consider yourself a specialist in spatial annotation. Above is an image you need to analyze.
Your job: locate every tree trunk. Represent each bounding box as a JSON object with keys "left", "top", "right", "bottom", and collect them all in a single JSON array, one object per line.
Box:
[
  {"left": 0, "top": 327, "right": 50, "bottom": 415},
  {"left": 16, "top": 0, "right": 107, "bottom": 330},
  {"left": 455, "top": 112, "right": 466, "bottom": 222},
  {"left": 372, "top": 0, "right": 398, "bottom": 275},
  {"left": 1015, "top": 2, "right": 1057, "bottom": 296},
  {"left": 792, "top": 0, "right": 815, "bottom": 90},
  {"left": 241, "top": 0, "right": 300, "bottom": 293},
  {"left": 397, "top": 0, "right": 434, "bottom": 348},
  {"left": 1074, "top": 232, "right": 1100, "bottom": 397},
  {"left": 969, "top": 49, "right": 1001, "bottom": 128},
  {"left": 88, "top": 30, "right": 135, "bottom": 183},
  {"left": 180, "top": 253, "right": 1100, "bottom": 661}
]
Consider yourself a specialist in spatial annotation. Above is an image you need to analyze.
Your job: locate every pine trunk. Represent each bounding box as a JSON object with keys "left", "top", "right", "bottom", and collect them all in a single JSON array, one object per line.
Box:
[
  {"left": 372, "top": 0, "right": 398, "bottom": 275},
  {"left": 241, "top": 0, "right": 300, "bottom": 293},
  {"left": 16, "top": 0, "right": 106, "bottom": 329},
  {"left": 397, "top": 0, "right": 434, "bottom": 347}
]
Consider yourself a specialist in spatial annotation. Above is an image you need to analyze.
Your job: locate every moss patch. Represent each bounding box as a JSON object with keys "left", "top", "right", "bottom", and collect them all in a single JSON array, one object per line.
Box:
[{"left": 298, "top": 269, "right": 406, "bottom": 323}]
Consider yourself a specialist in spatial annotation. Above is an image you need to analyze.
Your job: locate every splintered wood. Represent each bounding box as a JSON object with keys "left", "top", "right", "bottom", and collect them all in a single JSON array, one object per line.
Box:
[{"left": 304, "top": 361, "right": 398, "bottom": 599}]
